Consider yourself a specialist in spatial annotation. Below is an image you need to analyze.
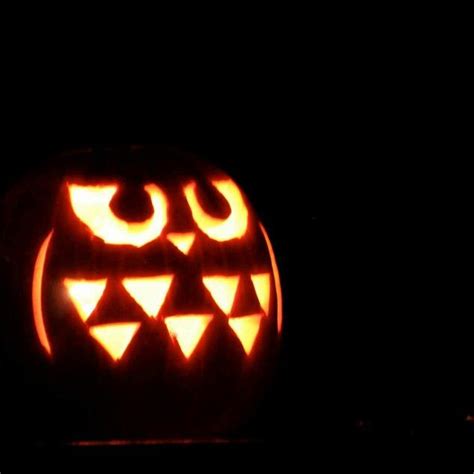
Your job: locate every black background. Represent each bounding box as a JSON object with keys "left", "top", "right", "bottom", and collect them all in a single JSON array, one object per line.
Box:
[
  {"left": 0, "top": 130, "right": 471, "bottom": 466},
  {"left": 0, "top": 3, "right": 470, "bottom": 463}
]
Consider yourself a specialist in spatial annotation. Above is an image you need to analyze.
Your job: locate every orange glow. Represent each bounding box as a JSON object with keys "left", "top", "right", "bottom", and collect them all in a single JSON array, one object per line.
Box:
[
  {"left": 122, "top": 275, "right": 174, "bottom": 318},
  {"left": 164, "top": 315, "right": 213, "bottom": 358},
  {"left": 183, "top": 180, "right": 248, "bottom": 241},
  {"left": 228, "top": 314, "right": 262, "bottom": 355},
  {"left": 89, "top": 322, "right": 141, "bottom": 361},
  {"left": 68, "top": 183, "right": 168, "bottom": 247},
  {"left": 166, "top": 232, "right": 196, "bottom": 255},
  {"left": 260, "top": 224, "right": 283, "bottom": 334},
  {"left": 32, "top": 231, "right": 53, "bottom": 356},
  {"left": 202, "top": 275, "right": 240, "bottom": 315},
  {"left": 64, "top": 278, "right": 107, "bottom": 322},
  {"left": 251, "top": 273, "right": 271, "bottom": 316}
]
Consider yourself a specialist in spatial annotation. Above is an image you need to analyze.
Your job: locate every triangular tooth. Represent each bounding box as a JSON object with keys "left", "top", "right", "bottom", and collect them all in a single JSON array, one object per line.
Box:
[
  {"left": 122, "top": 275, "right": 174, "bottom": 318},
  {"left": 164, "top": 315, "right": 213, "bottom": 359},
  {"left": 89, "top": 322, "right": 141, "bottom": 361},
  {"left": 202, "top": 275, "right": 240, "bottom": 315},
  {"left": 64, "top": 278, "right": 107, "bottom": 322},
  {"left": 228, "top": 314, "right": 262, "bottom": 355},
  {"left": 250, "top": 273, "right": 271, "bottom": 315},
  {"left": 167, "top": 232, "right": 196, "bottom": 255}
]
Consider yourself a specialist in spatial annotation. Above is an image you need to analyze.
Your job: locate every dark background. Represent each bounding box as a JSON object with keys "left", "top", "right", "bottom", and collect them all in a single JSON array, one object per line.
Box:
[
  {"left": 0, "top": 1, "right": 469, "bottom": 464},
  {"left": 0, "top": 138, "right": 471, "bottom": 465}
]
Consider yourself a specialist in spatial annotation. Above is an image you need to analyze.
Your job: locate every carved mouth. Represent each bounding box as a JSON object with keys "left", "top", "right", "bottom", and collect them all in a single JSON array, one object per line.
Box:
[
  {"left": 32, "top": 224, "right": 282, "bottom": 360},
  {"left": 63, "top": 273, "right": 271, "bottom": 361}
]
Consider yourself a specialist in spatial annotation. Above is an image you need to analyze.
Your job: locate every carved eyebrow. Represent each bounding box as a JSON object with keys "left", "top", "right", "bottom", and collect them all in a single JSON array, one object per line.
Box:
[{"left": 183, "top": 179, "right": 248, "bottom": 241}]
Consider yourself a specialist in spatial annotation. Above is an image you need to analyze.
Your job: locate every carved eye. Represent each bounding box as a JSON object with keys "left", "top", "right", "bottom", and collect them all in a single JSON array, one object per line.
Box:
[
  {"left": 68, "top": 183, "right": 168, "bottom": 247},
  {"left": 183, "top": 179, "right": 248, "bottom": 241}
]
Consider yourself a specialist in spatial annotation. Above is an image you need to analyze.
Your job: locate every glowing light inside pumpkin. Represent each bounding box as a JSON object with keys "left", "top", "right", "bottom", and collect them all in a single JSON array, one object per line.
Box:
[
  {"left": 164, "top": 315, "right": 213, "bottom": 358},
  {"left": 228, "top": 314, "right": 262, "bottom": 355},
  {"left": 89, "top": 322, "right": 141, "bottom": 361},
  {"left": 122, "top": 275, "right": 174, "bottom": 318},
  {"left": 251, "top": 273, "right": 271, "bottom": 315},
  {"left": 202, "top": 275, "right": 240, "bottom": 315},
  {"left": 260, "top": 224, "right": 283, "bottom": 334},
  {"left": 64, "top": 278, "right": 107, "bottom": 322},
  {"left": 32, "top": 231, "right": 53, "bottom": 355},
  {"left": 68, "top": 183, "right": 168, "bottom": 247},
  {"left": 166, "top": 232, "right": 196, "bottom": 255},
  {"left": 184, "top": 180, "right": 248, "bottom": 241}
]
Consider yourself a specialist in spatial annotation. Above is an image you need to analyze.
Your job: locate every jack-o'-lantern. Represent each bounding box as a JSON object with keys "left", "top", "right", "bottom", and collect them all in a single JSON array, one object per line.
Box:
[{"left": 2, "top": 145, "right": 282, "bottom": 441}]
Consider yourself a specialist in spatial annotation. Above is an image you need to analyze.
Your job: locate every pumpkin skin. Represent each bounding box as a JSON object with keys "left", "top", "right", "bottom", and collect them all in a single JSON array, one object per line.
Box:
[{"left": 19, "top": 146, "right": 282, "bottom": 440}]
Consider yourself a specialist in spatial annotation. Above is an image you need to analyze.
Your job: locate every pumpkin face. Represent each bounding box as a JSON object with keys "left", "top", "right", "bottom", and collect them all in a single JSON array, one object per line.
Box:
[{"left": 25, "top": 147, "right": 282, "bottom": 439}]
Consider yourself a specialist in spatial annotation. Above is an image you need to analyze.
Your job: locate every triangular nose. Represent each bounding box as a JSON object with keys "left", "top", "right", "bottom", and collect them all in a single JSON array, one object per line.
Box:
[{"left": 167, "top": 232, "right": 196, "bottom": 255}]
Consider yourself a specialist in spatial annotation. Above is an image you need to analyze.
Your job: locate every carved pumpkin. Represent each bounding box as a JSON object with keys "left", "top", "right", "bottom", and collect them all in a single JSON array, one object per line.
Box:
[{"left": 9, "top": 146, "right": 282, "bottom": 439}]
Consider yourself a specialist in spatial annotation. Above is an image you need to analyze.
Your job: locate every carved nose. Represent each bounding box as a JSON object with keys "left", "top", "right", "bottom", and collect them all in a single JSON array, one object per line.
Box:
[{"left": 166, "top": 232, "right": 196, "bottom": 255}]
